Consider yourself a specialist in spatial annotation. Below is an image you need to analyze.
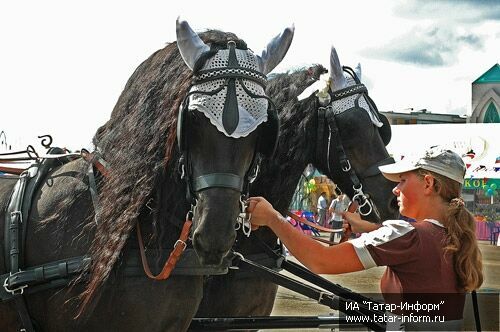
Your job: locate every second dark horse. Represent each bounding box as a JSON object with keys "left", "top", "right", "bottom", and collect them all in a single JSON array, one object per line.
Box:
[{"left": 195, "top": 47, "right": 399, "bottom": 322}]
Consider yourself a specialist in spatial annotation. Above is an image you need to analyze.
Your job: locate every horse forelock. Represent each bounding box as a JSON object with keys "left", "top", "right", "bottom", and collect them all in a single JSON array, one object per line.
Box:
[
  {"left": 79, "top": 29, "right": 247, "bottom": 315},
  {"left": 266, "top": 65, "right": 325, "bottom": 105}
]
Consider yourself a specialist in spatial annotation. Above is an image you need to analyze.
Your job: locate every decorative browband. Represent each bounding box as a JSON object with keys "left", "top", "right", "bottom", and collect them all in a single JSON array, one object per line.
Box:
[
  {"left": 331, "top": 84, "right": 368, "bottom": 101},
  {"left": 194, "top": 67, "right": 268, "bottom": 88}
]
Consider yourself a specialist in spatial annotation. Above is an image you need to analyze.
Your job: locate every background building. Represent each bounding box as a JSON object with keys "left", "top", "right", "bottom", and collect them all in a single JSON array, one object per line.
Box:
[
  {"left": 381, "top": 109, "right": 466, "bottom": 125},
  {"left": 470, "top": 63, "right": 500, "bottom": 123}
]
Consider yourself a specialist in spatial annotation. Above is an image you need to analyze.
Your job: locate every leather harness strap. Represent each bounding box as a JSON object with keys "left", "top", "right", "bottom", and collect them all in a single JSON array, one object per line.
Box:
[
  {"left": 2, "top": 148, "right": 78, "bottom": 332},
  {"left": 315, "top": 106, "right": 326, "bottom": 167},
  {"left": 0, "top": 165, "right": 24, "bottom": 175},
  {"left": 136, "top": 219, "right": 192, "bottom": 280},
  {"left": 80, "top": 149, "right": 109, "bottom": 178},
  {"left": 83, "top": 149, "right": 193, "bottom": 281},
  {"left": 1, "top": 256, "right": 91, "bottom": 301}
]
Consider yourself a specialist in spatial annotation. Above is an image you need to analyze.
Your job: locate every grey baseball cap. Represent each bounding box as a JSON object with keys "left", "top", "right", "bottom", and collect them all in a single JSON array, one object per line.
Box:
[{"left": 379, "top": 146, "right": 466, "bottom": 184}]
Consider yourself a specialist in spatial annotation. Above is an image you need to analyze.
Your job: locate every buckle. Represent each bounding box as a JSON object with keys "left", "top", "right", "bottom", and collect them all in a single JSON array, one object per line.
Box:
[
  {"left": 229, "top": 251, "right": 244, "bottom": 270},
  {"left": 341, "top": 159, "right": 351, "bottom": 172},
  {"left": 174, "top": 240, "right": 187, "bottom": 252},
  {"left": 3, "top": 274, "right": 28, "bottom": 295},
  {"left": 10, "top": 210, "right": 23, "bottom": 222}
]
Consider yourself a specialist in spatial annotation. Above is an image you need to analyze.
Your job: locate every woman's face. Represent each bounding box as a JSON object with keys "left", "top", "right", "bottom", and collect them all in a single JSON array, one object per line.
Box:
[{"left": 392, "top": 171, "right": 426, "bottom": 219}]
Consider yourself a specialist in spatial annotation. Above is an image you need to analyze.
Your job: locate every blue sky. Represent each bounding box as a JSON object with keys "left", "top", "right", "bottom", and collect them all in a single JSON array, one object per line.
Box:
[{"left": 1, "top": 0, "right": 499, "bottom": 150}]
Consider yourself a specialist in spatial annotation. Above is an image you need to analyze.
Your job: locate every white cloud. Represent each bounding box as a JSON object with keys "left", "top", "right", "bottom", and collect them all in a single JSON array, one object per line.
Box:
[{"left": 0, "top": 0, "right": 498, "bottom": 150}]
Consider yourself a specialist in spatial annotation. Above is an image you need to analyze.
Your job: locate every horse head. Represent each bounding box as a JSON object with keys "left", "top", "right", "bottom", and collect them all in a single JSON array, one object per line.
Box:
[
  {"left": 311, "top": 46, "right": 398, "bottom": 222},
  {"left": 176, "top": 19, "right": 293, "bottom": 264}
]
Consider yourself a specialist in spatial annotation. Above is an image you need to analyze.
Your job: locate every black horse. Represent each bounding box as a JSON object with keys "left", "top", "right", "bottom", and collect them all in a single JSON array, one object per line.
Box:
[
  {"left": 195, "top": 47, "right": 399, "bottom": 322},
  {"left": 0, "top": 19, "right": 293, "bottom": 331}
]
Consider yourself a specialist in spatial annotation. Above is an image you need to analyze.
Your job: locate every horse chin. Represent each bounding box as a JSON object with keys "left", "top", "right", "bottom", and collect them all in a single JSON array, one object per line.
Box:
[
  {"left": 195, "top": 249, "right": 228, "bottom": 266},
  {"left": 191, "top": 215, "right": 237, "bottom": 267},
  {"left": 359, "top": 174, "right": 400, "bottom": 223},
  {"left": 192, "top": 234, "right": 232, "bottom": 266}
]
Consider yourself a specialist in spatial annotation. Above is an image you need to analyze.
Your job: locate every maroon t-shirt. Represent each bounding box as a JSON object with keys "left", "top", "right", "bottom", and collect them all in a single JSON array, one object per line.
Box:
[{"left": 349, "top": 219, "right": 465, "bottom": 320}]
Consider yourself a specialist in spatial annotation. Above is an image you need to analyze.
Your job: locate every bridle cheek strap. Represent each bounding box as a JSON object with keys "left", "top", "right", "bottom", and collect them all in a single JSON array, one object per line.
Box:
[{"left": 316, "top": 85, "right": 393, "bottom": 218}]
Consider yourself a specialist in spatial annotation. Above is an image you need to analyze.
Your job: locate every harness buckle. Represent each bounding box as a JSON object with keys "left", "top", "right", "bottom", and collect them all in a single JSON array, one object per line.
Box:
[
  {"left": 341, "top": 160, "right": 351, "bottom": 172},
  {"left": 352, "top": 184, "right": 373, "bottom": 216},
  {"left": 10, "top": 210, "right": 23, "bottom": 225},
  {"left": 317, "top": 291, "right": 331, "bottom": 304},
  {"left": 3, "top": 274, "right": 28, "bottom": 295},
  {"left": 236, "top": 197, "right": 252, "bottom": 237},
  {"left": 174, "top": 239, "right": 187, "bottom": 251},
  {"left": 229, "top": 251, "right": 244, "bottom": 270}
]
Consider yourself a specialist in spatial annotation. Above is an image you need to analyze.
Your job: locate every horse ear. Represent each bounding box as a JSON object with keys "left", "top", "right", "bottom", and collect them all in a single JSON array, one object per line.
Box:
[
  {"left": 256, "top": 24, "right": 295, "bottom": 75},
  {"left": 329, "top": 46, "right": 347, "bottom": 92},
  {"left": 354, "top": 63, "right": 362, "bottom": 81},
  {"left": 176, "top": 17, "right": 210, "bottom": 71}
]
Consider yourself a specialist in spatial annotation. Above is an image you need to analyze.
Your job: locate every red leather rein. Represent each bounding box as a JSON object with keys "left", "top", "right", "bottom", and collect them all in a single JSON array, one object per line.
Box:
[{"left": 286, "top": 201, "right": 359, "bottom": 245}]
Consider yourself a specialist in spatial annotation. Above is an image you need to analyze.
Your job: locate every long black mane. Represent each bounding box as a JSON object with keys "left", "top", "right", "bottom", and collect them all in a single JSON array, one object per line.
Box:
[{"left": 79, "top": 29, "right": 246, "bottom": 311}]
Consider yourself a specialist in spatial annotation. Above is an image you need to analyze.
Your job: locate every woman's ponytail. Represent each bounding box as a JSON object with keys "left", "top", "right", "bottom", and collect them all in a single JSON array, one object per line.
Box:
[{"left": 418, "top": 170, "right": 483, "bottom": 291}]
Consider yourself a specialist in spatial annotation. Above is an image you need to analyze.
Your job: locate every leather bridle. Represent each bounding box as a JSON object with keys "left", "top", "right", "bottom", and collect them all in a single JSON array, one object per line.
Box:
[
  {"left": 177, "top": 41, "right": 277, "bottom": 212},
  {"left": 315, "top": 71, "right": 394, "bottom": 219}
]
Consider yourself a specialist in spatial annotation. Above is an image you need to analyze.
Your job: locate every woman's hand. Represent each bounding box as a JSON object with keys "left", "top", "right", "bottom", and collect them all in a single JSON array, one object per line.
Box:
[
  {"left": 247, "top": 196, "right": 279, "bottom": 229},
  {"left": 342, "top": 212, "right": 380, "bottom": 233}
]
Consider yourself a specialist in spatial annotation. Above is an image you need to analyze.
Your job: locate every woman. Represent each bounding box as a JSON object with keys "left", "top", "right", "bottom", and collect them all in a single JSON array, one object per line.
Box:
[{"left": 248, "top": 147, "right": 483, "bottom": 330}]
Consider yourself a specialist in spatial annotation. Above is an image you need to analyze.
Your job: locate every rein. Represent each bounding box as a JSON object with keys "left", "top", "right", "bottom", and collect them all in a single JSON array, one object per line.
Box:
[
  {"left": 0, "top": 145, "right": 82, "bottom": 175},
  {"left": 286, "top": 201, "right": 359, "bottom": 245},
  {"left": 286, "top": 211, "right": 339, "bottom": 233}
]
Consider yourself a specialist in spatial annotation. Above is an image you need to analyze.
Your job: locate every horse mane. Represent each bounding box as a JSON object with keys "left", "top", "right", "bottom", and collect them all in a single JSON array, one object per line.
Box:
[
  {"left": 252, "top": 65, "right": 326, "bottom": 213},
  {"left": 78, "top": 29, "right": 245, "bottom": 313}
]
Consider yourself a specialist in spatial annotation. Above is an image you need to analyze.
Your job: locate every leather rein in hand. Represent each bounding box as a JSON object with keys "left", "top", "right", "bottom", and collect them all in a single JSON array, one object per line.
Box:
[{"left": 286, "top": 201, "right": 359, "bottom": 245}]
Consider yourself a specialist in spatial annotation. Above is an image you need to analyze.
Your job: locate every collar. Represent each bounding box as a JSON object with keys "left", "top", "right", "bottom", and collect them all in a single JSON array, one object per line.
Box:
[{"left": 425, "top": 218, "right": 445, "bottom": 228}]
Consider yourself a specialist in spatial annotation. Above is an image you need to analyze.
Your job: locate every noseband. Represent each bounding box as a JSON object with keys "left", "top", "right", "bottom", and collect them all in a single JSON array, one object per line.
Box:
[{"left": 315, "top": 71, "right": 394, "bottom": 218}]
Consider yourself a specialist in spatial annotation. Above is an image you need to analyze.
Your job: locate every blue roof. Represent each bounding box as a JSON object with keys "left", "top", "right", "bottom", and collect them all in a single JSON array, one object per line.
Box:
[{"left": 473, "top": 64, "right": 500, "bottom": 84}]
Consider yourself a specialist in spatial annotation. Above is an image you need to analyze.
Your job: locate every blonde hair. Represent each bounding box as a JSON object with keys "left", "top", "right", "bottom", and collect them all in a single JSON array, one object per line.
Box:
[{"left": 417, "top": 169, "right": 483, "bottom": 291}]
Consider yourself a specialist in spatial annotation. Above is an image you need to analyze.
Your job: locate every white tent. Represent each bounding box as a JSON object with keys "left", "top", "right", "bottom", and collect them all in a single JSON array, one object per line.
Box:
[{"left": 386, "top": 123, "right": 500, "bottom": 185}]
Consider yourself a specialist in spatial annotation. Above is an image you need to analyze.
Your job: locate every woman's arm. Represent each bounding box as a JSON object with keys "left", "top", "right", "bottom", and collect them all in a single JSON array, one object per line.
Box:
[{"left": 247, "top": 197, "right": 365, "bottom": 274}]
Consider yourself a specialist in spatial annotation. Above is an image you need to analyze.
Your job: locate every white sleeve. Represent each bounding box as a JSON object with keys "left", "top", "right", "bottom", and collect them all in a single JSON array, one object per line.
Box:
[{"left": 349, "top": 220, "right": 415, "bottom": 269}]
